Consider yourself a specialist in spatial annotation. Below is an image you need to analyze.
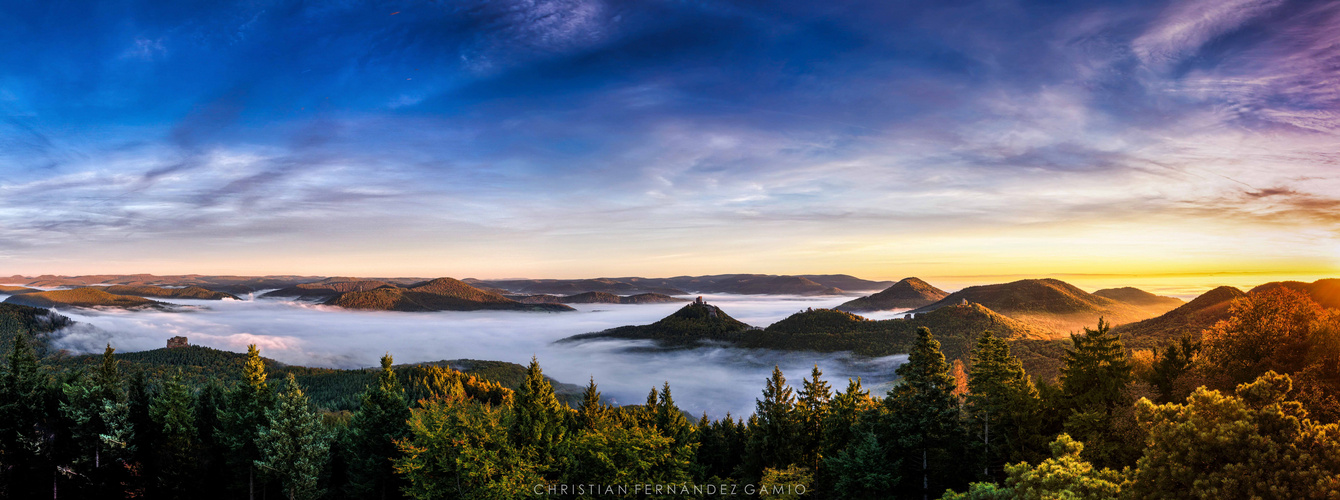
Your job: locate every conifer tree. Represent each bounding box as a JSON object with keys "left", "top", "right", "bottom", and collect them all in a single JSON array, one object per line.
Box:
[
  {"left": 151, "top": 372, "right": 200, "bottom": 497},
  {"left": 0, "top": 332, "right": 48, "bottom": 497},
  {"left": 256, "top": 373, "right": 330, "bottom": 500},
  {"left": 823, "top": 377, "right": 876, "bottom": 460},
  {"left": 220, "top": 344, "right": 274, "bottom": 499},
  {"left": 825, "top": 431, "right": 897, "bottom": 500},
  {"left": 744, "top": 365, "right": 798, "bottom": 479},
  {"left": 967, "top": 330, "right": 1042, "bottom": 478},
  {"left": 796, "top": 364, "right": 832, "bottom": 472},
  {"left": 654, "top": 381, "right": 692, "bottom": 446},
  {"left": 195, "top": 381, "right": 230, "bottom": 500},
  {"left": 1059, "top": 319, "right": 1135, "bottom": 467},
  {"left": 575, "top": 377, "right": 608, "bottom": 431},
  {"left": 511, "top": 357, "right": 569, "bottom": 478},
  {"left": 346, "top": 354, "right": 411, "bottom": 500},
  {"left": 883, "top": 327, "right": 968, "bottom": 500}
]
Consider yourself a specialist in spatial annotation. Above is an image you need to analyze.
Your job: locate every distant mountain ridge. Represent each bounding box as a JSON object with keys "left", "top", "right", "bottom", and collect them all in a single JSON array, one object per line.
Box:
[
  {"left": 514, "top": 292, "right": 688, "bottom": 305},
  {"left": 835, "top": 277, "right": 949, "bottom": 312}
]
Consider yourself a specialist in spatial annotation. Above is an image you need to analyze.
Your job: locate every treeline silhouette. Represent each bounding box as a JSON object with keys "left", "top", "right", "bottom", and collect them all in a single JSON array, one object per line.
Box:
[{"left": 2, "top": 287, "right": 1339, "bottom": 498}]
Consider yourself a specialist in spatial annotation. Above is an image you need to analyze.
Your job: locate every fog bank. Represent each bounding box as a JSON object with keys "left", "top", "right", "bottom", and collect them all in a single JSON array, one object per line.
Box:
[{"left": 47, "top": 294, "right": 907, "bottom": 418}]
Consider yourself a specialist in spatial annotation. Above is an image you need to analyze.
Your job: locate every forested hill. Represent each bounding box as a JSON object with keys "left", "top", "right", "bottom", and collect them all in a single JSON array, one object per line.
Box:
[
  {"left": 834, "top": 277, "right": 949, "bottom": 312},
  {"left": 323, "top": 277, "right": 575, "bottom": 312},
  {"left": 3, "top": 287, "right": 175, "bottom": 310},
  {"left": 102, "top": 284, "right": 241, "bottom": 300},
  {"left": 559, "top": 300, "right": 757, "bottom": 344},
  {"left": 908, "top": 278, "right": 1180, "bottom": 337},
  {"left": 560, "top": 300, "right": 1070, "bottom": 381},
  {"left": 1113, "top": 286, "right": 1246, "bottom": 349},
  {"left": 0, "top": 302, "right": 72, "bottom": 355},
  {"left": 49, "top": 346, "right": 582, "bottom": 410}
]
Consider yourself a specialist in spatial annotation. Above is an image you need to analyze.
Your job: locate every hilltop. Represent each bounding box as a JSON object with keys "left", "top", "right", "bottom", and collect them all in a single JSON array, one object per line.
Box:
[
  {"left": 0, "top": 285, "right": 41, "bottom": 294},
  {"left": 3, "top": 287, "right": 174, "bottom": 311},
  {"left": 909, "top": 279, "right": 1179, "bottom": 337},
  {"left": 516, "top": 291, "right": 688, "bottom": 305},
  {"left": 559, "top": 299, "right": 756, "bottom": 345},
  {"left": 1092, "top": 287, "right": 1184, "bottom": 309},
  {"left": 473, "top": 273, "right": 867, "bottom": 296},
  {"left": 835, "top": 277, "right": 949, "bottom": 312},
  {"left": 102, "top": 284, "right": 241, "bottom": 301},
  {"left": 558, "top": 299, "right": 1068, "bottom": 380},
  {"left": 325, "top": 277, "right": 574, "bottom": 312}
]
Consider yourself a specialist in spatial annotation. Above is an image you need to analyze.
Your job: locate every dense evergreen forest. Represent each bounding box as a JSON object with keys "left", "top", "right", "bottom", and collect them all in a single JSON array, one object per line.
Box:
[{"left": 2, "top": 286, "right": 1339, "bottom": 498}]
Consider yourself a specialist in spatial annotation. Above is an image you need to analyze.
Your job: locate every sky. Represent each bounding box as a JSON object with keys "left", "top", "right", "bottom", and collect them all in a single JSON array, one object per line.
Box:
[{"left": 1, "top": 0, "right": 1337, "bottom": 281}]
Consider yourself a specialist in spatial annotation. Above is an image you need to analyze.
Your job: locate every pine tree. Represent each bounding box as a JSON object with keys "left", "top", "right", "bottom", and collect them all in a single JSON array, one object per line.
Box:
[
  {"left": 744, "top": 365, "right": 798, "bottom": 479},
  {"left": 220, "top": 344, "right": 275, "bottom": 499},
  {"left": 346, "top": 354, "right": 411, "bottom": 499},
  {"left": 510, "top": 356, "right": 569, "bottom": 479},
  {"left": 825, "top": 431, "right": 897, "bottom": 500},
  {"left": 654, "top": 382, "right": 692, "bottom": 446},
  {"left": 575, "top": 377, "right": 608, "bottom": 431},
  {"left": 195, "top": 381, "right": 230, "bottom": 500},
  {"left": 796, "top": 364, "right": 831, "bottom": 471},
  {"left": 0, "top": 331, "right": 49, "bottom": 497},
  {"left": 151, "top": 372, "right": 200, "bottom": 497},
  {"left": 256, "top": 373, "right": 330, "bottom": 500},
  {"left": 1059, "top": 318, "right": 1135, "bottom": 467},
  {"left": 966, "top": 330, "right": 1042, "bottom": 478},
  {"left": 823, "top": 377, "right": 876, "bottom": 460},
  {"left": 883, "top": 327, "right": 968, "bottom": 500}
]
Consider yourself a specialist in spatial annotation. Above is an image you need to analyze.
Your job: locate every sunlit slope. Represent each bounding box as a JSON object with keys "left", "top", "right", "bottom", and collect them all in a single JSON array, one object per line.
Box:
[
  {"left": 262, "top": 277, "right": 401, "bottom": 299},
  {"left": 103, "top": 284, "right": 240, "bottom": 300},
  {"left": 1113, "top": 286, "right": 1246, "bottom": 350},
  {"left": 835, "top": 277, "right": 949, "bottom": 312},
  {"left": 325, "top": 277, "right": 574, "bottom": 312},
  {"left": 909, "top": 278, "right": 1179, "bottom": 337},
  {"left": 3, "top": 287, "right": 170, "bottom": 310}
]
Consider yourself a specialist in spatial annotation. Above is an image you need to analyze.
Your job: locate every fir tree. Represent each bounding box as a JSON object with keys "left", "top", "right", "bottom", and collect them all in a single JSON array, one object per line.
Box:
[
  {"left": 575, "top": 377, "right": 608, "bottom": 431},
  {"left": 744, "top": 365, "right": 798, "bottom": 479},
  {"left": 151, "top": 372, "right": 200, "bottom": 497},
  {"left": 220, "top": 344, "right": 275, "bottom": 499},
  {"left": 346, "top": 354, "right": 411, "bottom": 500},
  {"left": 883, "top": 327, "right": 968, "bottom": 500},
  {"left": 510, "top": 356, "right": 569, "bottom": 479},
  {"left": 796, "top": 364, "right": 832, "bottom": 471},
  {"left": 1059, "top": 319, "right": 1135, "bottom": 467},
  {"left": 256, "top": 373, "right": 330, "bottom": 500},
  {"left": 966, "top": 330, "right": 1041, "bottom": 478},
  {"left": 195, "top": 380, "right": 230, "bottom": 500},
  {"left": 0, "top": 332, "right": 49, "bottom": 497}
]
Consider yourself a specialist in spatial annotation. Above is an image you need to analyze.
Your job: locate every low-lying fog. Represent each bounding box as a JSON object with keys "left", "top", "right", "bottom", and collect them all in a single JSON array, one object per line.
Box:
[{"left": 21, "top": 293, "right": 910, "bottom": 418}]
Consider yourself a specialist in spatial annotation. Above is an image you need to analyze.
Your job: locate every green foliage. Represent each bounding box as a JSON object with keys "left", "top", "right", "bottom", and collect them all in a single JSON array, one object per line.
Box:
[
  {"left": 796, "top": 364, "right": 831, "bottom": 471},
  {"left": 967, "top": 434, "right": 1124, "bottom": 500},
  {"left": 1127, "top": 371, "right": 1340, "bottom": 499},
  {"left": 0, "top": 331, "right": 49, "bottom": 495},
  {"left": 759, "top": 464, "right": 814, "bottom": 499},
  {"left": 218, "top": 344, "right": 275, "bottom": 497},
  {"left": 511, "top": 357, "right": 570, "bottom": 478},
  {"left": 559, "top": 422, "right": 692, "bottom": 493},
  {"left": 395, "top": 398, "right": 543, "bottom": 499},
  {"left": 151, "top": 373, "right": 200, "bottom": 496},
  {"left": 346, "top": 354, "right": 412, "bottom": 499},
  {"left": 745, "top": 366, "right": 799, "bottom": 479},
  {"left": 256, "top": 373, "right": 331, "bottom": 500},
  {"left": 967, "top": 331, "right": 1045, "bottom": 476},
  {"left": 824, "top": 431, "right": 898, "bottom": 500},
  {"left": 1060, "top": 318, "right": 1137, "bottom": 468},
  {"left": 882, "top": 327, "right": 971, "bottom": 499}
]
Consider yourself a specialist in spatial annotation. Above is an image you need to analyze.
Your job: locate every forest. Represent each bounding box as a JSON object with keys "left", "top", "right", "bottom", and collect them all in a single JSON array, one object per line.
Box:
[{"left": 2, "top": 286, "right": 1339, "bottom": 499}]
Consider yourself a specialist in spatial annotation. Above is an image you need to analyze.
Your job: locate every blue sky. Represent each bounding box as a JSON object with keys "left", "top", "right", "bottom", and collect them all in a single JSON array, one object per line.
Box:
[{"left": 1, "top": 0, "right": 1337, "bottom": 280}]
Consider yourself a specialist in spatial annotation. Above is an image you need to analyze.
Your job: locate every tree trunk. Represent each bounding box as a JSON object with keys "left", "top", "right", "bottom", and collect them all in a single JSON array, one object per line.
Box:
[
  {"left": 250, "top": 466, "right": 255, "bottom": 500},
  {"left": 922, "top": 447, "right": 928, "bottom": 500}
]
